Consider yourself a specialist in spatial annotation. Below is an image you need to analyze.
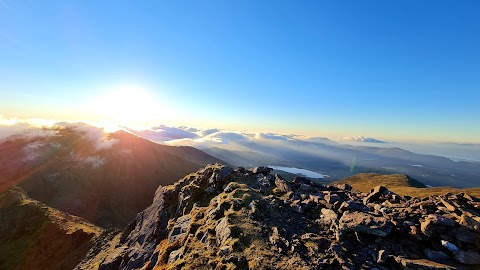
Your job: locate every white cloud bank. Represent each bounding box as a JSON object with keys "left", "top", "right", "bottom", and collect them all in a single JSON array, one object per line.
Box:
[
  {"left": 0, "top": 116, "right": 118, "bottom": 151},
  {"left": 342, "top": 136, "right": 386, "bottom": 143}
]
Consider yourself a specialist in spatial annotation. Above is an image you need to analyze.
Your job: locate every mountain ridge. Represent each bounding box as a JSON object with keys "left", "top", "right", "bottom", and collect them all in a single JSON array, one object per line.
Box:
[
  {"left": 0, "top": 125, "right": 227, "bottom": 227},
  {"left": 77, "top": 164, "right": 480, "bottom": 269}
]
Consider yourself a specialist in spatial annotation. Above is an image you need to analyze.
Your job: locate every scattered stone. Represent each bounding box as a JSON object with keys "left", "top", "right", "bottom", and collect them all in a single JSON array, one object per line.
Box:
[
  {"left": 363, "top": 186, "right": 388, "bottom": 204},
  {"left": 452, "top": 227, "right": 480, "bottom": 245},
  {"left": 299, "top": 184, "right": 317, "bottom": 193},
  {"left": 251, "top": 167, "right": 272, "bottom": 175},
  {"left": 440, "top": 198, "right": 457, "bottom": 212},
  {"left": 459, "top": 214, "right": 480, "bottom": 232},
  {"left": 339, "top": 200, "right": 369, "bottom": 213},
  {"left": 325, "top": 193, "right": 343, "bottom": 204},
  {"left": 293, "top": 176, "right": 310, "bottom": 185},
  {"left": 377, "top": 249, "right": 387, "bottom": 264},
  {"left": 424, "top": 249, "right": 450, "bottom": 263},
  {"left": 441, "top": 240, "right": 459, "bottom": 253},
  {"left": 274, "top": 174, "right": 293, "bottom": 193},
  {"left": 335, "top": 183, "right": 353, "bottom": 191},
  {"left": 216, "top": 166, "right": 233, "bottom": 182},
  {"left": 395, "top": 257, "right": 456, "bottom": 270}
]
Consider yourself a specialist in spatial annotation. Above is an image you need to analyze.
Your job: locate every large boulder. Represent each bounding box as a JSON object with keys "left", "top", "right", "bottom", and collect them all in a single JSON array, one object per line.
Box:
[{"left": 338, "top": 211, "right": 393, "bottom": 237}]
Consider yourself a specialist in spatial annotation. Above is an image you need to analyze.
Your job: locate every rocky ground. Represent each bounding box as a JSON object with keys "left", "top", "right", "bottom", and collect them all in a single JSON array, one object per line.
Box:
[
  {"left": 0, "top": 187, "right": 102, "bottom": 270},
  {"left": 76, "top": 164, "right": 480, "bottom": 270}
]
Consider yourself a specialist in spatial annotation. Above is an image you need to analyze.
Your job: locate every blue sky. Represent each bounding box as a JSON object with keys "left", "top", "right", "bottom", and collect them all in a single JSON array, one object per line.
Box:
[{"left": 1, "top": 1, "right": 479, "bottom": 142}]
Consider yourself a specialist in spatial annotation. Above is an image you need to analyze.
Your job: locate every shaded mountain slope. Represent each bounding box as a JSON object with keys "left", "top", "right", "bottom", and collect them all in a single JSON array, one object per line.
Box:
[
  {"left": 78, "top": 164, "right": 480, "bottom": 269},
  {"left": 110, "top": 131, "right": 225, "bottom": 167},
  {"left": 0, "top": 125, "right": 226, "bottom": 227},
  {"left": 0, "top": 187, "right": 101, "bottom": 270},
  {"left": 331, "top": 173, "right": 480, "bottom": 198}
]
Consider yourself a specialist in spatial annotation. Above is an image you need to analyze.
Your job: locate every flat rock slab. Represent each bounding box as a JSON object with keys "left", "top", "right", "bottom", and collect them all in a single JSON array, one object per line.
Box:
[
  {"left": 395, "top": 257, "right": 457, "bottom": 270},
  {"left": 338, "top": 211, "right": 392, "bottom": 237}
]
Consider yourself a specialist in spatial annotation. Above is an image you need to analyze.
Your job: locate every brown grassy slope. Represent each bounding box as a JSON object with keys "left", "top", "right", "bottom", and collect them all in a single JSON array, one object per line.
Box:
[
  {"left": 0, "top": 187, "right": 101, "bottom": 270},
  {"left": 330, "top": 173, "right": 480, "bottom": 197}
]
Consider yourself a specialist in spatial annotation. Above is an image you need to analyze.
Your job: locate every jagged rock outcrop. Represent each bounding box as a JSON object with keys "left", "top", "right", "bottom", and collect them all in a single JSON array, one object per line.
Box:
[{"left": 77, "top": 164, "right": 480, "bottom": 270}]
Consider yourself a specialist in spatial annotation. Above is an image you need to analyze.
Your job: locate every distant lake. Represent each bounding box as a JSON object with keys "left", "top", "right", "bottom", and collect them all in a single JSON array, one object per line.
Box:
[{"left": 269, "top": 166, "right": 327, "bottom": 179}]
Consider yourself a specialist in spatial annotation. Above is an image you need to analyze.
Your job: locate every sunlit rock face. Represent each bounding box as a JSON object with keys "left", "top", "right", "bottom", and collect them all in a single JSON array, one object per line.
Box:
[{"left": 77, "top": 164, "right": 480, "bottom": 270}]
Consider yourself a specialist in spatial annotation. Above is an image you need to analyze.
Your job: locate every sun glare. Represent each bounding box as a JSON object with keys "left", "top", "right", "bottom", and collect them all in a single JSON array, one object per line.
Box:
[{"left": 91, "top": 85, "right": 163, "bottom": 127}]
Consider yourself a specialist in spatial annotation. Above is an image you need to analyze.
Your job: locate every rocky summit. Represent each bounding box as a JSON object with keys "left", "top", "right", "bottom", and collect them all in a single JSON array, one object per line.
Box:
[{"left": 77, "top": 164, "right": 480, "bottom": 270}]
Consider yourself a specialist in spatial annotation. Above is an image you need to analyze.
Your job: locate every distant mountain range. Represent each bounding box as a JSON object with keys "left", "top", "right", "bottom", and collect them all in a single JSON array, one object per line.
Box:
[
  {"left": 203, "top": 139, "right": 480, "bottom": 188},
  {"left": 1, "top": 124, "right": 480, "bottom": 269}
]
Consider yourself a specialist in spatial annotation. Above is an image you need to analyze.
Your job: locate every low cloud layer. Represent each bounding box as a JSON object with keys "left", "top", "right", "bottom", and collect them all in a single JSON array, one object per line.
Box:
[
  {"left": 56, "top": 122, "right": 119, "bottom": 151},
  {"left": 342, "top": 136, "right": 386, "bottom": 143},
  {"left": 0, "top": 116, "right": 118, "bottom": 151},
  {"left": 0, "top": 115, "right": 58, "bottom": 141}
]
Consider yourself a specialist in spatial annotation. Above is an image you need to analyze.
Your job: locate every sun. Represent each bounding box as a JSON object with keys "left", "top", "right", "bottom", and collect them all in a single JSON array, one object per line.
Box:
[{"left": 91, "top": 85, "right": 163, "bottom": 127}]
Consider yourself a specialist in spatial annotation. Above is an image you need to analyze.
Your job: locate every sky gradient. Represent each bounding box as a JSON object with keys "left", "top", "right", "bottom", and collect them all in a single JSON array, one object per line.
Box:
[{"left": 1, "top": 1, "right": 479, "bottom": 142}]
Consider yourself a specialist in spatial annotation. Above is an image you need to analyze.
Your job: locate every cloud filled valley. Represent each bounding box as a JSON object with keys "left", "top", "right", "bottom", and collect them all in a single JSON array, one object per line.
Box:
[{"left": 1, "top": 117, "right": 480, "bottom": 188}]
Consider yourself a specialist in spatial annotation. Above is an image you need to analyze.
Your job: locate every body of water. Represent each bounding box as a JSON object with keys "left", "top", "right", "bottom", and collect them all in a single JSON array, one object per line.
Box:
[{"left": 269, "top": 166, "right": 327, "bottom": 179}]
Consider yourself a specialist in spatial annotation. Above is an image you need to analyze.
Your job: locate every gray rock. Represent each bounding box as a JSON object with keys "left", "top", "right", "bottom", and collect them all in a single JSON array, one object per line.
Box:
[
  {"left": 293, "top": 176, "right": 310, "bottom": 185},
  {"left": 216, "top": 166, "right": 233, "bottom": 182},
  {"left": 440, "top": 198, "right": 457, "bottom": 212},
  {"left": 339, "top": 211, "right": 392, "bottom": 237},
  {"left": 167, "top": 248, "right": 183, "bottom": 264},
  {"left": 251, "top": 167, "right": 272, "bottom": 175},
  {"left": 421, "top": 219, "right": 435, "bottom": 237},
  {"left": 424, "top": 249, "right": 450, "bottom": 263},
  {"left": 325, "top": 193, "right": 343, "bottom": 204},
  {"left": 299, "top": 184, "right": 317, "bottom": 193},
  {"left": 452, "top": 227, "right": 480, "bottom": 245},
  {"left": 168, "top": 214, "right": 191, "bottom": 243},
  {"left": 454, "top": 250, "right": 480, "bottom": 265},
  {"left": 215, "top": 217, "right": 232, "bottom": 245},
  {"left": 459, "top": 214, "right": 480, "bottom": 232},
  {"left": 274, "top": 174, "right": 293, "bottom": 193},
  {"left": 320, "top": 208, "right": 338, "bottom": 225},
  {"left": 339, "top": 200, "right": 369, "bottom": 213},
  {"left": 395, "top": 257, "right": 456, "bottom": 270},
  {"left": 363, "top": 186, "right": 388, "bottom": 204},
  {"left": 309, "top": 193, "right": 324, "bottom": 203},
  {"left": 335, "top": 184, "right": 353, "bottom": 191},
  {"left": 441, "top": 240, "right": 459, "bottom": 253},
  {"left": 291, "top": 202, "right": 305, "bottom": 214},
  {"left": 257, "top": 175, "right": 271, "bottom": 186}
]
